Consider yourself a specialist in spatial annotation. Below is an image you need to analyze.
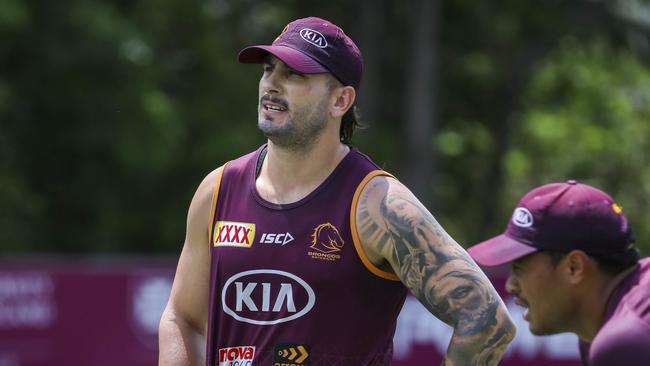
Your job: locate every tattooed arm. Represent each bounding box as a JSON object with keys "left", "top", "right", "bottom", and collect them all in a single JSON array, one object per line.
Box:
[{"left": 356, "top": 176, "right": 515, "bottom": 365}]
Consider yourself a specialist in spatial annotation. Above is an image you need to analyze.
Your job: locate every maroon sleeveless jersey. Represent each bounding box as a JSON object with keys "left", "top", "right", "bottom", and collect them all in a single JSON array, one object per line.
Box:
[
  {"left": 578, "top": 257, "right": 650, "bottom": 366},
  {"left": 205, "top": 145, "right": 408, "bottom": 366}
]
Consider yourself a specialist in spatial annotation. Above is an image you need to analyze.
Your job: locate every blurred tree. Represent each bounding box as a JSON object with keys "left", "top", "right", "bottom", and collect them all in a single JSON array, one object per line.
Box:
[
  {"left": 0, "top": 0, "right": 267, "bottom": 253},
  {"left": 0, "top": 0, "right": 649, "bottom": 257},
  {"left": 428, "top": 0, "right": 646, "bottom": 250},
  {"left": 505, "top": 38, "right": 650, "bottom": 254}
]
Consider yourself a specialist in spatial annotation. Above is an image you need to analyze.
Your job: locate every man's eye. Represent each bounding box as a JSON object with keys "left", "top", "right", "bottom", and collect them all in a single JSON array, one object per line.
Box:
[{"left": 288, "top": 69, "right": 303, "bottom": 76}]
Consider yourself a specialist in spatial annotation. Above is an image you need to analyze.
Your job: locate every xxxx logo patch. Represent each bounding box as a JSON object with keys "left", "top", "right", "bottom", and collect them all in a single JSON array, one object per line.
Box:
[{"left": 213, "top": 221, "right": 256, "bottom": 248}]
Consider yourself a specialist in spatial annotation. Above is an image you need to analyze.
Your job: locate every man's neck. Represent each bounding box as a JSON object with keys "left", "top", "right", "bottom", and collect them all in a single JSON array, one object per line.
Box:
[
  {"left": 574, "top": 264, "right": 637, "bottom": 342},
  {"left": 256, "top": 136, "right": 350, "bottom": 204}
]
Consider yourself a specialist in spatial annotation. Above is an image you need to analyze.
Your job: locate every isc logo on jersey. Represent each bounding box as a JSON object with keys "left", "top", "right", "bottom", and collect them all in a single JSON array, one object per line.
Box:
[
  {"left": 214, "top": 221, "right": 256, "bottom": 248},
  {"left": 260, "top": 232, "right": 294, "bottom": 246},
  {"left": 218, "top": 346, "right": 255, "bottom": 366}
]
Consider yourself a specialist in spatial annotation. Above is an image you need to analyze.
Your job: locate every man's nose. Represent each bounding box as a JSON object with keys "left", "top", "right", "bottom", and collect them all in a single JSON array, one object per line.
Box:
[{"left": 260, "top": 71, "right": 282, "bottom": 95}]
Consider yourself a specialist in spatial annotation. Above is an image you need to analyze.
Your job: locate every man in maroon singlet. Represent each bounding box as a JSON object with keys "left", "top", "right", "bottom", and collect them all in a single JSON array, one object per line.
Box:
[
  {"left": 159, "top": 16, "right": 515, "bottom": 366},
  {"left": 467, "top": 180, "right": 650, "bottom": 366}
]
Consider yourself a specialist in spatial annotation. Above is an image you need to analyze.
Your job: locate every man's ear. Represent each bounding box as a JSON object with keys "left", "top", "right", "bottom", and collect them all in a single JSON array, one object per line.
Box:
[
  {"left": 331, "top": 86, "right": 356, "bottom": 119},
  {"left": 563, "top": 250, "right": 591, "bottom": 284}
]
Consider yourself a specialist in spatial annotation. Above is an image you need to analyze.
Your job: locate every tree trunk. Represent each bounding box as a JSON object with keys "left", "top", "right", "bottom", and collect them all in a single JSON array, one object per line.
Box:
[
  {"left": 402, "top": 0, "right": 439, "bottom": 208},
  {"left": 357, "top": 0, "right": 385, "bottom": 131}
]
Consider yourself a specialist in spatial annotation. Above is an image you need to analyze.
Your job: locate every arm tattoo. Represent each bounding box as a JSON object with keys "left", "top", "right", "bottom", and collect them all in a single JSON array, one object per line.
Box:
[{"left": 358, "top": 178, "right": 514, "bottom": 365}]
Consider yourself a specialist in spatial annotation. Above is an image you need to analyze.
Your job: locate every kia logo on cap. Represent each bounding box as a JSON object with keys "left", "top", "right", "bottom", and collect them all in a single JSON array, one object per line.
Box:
[
  {"left": 512, "top": 207, "right": 533, "bottom": 228},
  {"left": 299, "top": 28, "right": 327, "bottom": 48}
]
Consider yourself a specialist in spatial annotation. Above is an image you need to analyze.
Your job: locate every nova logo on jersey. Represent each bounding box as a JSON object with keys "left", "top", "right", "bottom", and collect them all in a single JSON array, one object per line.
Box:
[
  {"left": 307, "top": 223, "right": 344, "bottom": 261},
  {"left": 218, "top": 346, "right": 255, "bottom": 366},
  {"left": 214, "top": 221, "right": 255, "bottom": 248},
  {"left": 260, "top": 232, "right": 294, "bottom": 246},
  {"left": 273, "top": 343, "right": 310, "bottom": 365},
  {"left": 221, "top": 269, "right": 315, "bottom": 325}
]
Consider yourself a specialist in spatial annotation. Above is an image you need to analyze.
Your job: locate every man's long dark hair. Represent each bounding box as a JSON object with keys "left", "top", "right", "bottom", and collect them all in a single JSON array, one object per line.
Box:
[
  {"left": 327, "top": 75, "right": 364, "bottom": 144},
  {"left": 340, "top": 105, "right": 362, "bottom": 144}
]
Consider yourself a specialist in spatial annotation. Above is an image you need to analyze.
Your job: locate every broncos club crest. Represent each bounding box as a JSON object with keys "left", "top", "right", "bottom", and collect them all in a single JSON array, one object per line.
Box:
[{"left": 307, "top": 223, "right": 344, "bottom": 261}]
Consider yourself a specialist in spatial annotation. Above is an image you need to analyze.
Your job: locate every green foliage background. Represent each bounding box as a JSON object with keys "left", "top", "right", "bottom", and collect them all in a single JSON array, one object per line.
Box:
[{"left": 1, "top": 0, "right": 648, "bottom": 256}]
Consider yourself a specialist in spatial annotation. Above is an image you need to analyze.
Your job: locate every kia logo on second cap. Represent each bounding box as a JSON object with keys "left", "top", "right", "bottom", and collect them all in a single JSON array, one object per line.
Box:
[
  {"left": 300, "top": 28, "right": 327, "bottom": 48},
  {"left": 512, "top": 207, "right": 533, "bottom": 228}
]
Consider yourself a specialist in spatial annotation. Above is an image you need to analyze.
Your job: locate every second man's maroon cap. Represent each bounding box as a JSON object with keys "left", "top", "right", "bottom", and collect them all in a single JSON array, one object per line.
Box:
[
  {"left": 468, "top": 180, "right": 633, "bottom": 266},
  {"left": 238, "top": 17, "right": 363, "bottom": 91}
]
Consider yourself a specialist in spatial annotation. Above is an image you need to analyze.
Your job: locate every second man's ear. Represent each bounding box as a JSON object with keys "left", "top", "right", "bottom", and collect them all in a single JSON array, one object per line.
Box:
[{"left": 564, "top": 250, "right": 590, "bottom": 284}]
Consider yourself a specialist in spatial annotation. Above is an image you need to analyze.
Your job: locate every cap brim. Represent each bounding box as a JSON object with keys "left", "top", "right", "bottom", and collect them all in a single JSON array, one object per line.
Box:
[
  {"left": 467, "top": 234, "right": 538, "bottom": 266},
  {"left": 238, "top": 45, "right": 328, "bottom": 74}
]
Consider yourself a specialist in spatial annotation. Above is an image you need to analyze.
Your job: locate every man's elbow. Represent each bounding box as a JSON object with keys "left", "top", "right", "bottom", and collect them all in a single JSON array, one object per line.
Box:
[{"left": 158, "top": 305, "right": 179, "bottom": 348}]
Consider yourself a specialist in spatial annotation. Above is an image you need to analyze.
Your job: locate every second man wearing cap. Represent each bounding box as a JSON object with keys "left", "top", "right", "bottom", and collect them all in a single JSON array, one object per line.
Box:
[{"left": 467, "top": 180, "right": 650, "bottom": 366}]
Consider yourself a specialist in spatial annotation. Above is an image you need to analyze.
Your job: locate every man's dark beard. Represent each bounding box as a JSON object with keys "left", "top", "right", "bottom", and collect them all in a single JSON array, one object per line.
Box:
[{"left": 258, "top": 97, "right": 329, "bottom": 152}]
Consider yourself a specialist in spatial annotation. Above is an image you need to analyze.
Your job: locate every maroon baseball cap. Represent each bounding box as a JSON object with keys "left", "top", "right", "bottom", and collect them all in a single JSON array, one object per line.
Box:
[
  {"left": 468, "top": 180, "right": 633, "bottom": 266},
  {"left": 238, "top": 17, "right": 363, "bottom": 90}
]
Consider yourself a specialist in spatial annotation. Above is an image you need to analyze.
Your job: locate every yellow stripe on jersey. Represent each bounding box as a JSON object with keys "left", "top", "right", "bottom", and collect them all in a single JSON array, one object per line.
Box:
[
  {"left": 208, "top": 163, "right": 227, "bottom": 250},
  {"left": 350, "top": 170, "right": 401, "bottom": 281}
]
